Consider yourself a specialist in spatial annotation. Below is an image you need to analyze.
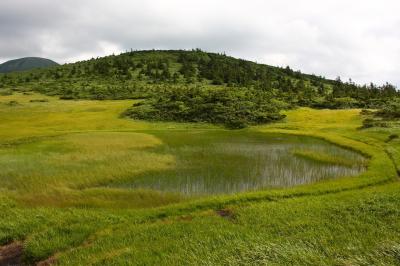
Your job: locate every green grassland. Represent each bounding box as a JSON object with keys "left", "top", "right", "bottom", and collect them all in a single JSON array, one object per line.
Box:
[{"left": 1, "top": 93, "right": 400, "bottom": 265}]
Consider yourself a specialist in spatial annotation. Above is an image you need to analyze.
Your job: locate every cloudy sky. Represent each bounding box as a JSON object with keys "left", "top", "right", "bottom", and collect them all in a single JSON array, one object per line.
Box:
[{"left": 1, "top": 0, "right": 399, "bottom": 86}]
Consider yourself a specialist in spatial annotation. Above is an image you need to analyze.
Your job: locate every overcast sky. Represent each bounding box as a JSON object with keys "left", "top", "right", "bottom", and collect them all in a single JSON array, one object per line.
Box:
[{"left": 1, "top": 0, "right": 399, "bottom": 86}]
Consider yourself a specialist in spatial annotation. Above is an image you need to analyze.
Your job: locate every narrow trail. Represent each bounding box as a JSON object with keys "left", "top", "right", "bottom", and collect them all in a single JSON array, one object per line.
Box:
[
  {"left": 0, "top": 242, "right": 56, "bottom": 266},
  {"left": 0, "top": 241, "right": 23, "bottom": 266}
]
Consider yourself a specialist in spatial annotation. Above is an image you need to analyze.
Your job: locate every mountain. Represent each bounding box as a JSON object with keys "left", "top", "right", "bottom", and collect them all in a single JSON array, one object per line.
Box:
[{"left": 0, "top": 57, "right": 58, "bottom": 73}]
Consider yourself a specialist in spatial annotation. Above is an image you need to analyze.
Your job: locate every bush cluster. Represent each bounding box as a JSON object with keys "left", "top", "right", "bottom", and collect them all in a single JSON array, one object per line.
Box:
[{"left": 124, "top": 86, "right": 286, "bottom": 129}]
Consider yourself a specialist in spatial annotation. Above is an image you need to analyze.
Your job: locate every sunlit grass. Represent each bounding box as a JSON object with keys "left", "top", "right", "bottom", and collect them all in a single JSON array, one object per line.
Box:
[
  {"left": 0, "top": 132, "right": 175, "bottom": 190},
  {"left": 0, "top": 92, "right": 215, "bottom": 143}
]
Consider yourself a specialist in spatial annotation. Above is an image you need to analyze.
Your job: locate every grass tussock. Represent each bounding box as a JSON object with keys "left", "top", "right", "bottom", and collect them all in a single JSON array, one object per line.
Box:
[{"left": 292, "top": 148, "right": 367, "bottom": 167}]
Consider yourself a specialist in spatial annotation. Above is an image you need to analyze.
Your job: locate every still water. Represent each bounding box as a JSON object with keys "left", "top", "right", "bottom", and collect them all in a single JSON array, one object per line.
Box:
[{"left": 113, "top": 131, "right": 367, "bottom": 195}]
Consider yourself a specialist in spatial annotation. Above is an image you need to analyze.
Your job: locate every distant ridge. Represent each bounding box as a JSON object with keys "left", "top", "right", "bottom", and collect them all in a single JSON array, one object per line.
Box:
[{"left": 0, "top": 57, "right": 58, "bottom": 73}]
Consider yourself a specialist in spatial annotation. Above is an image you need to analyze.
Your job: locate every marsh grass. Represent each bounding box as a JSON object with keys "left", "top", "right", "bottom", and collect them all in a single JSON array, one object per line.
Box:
[
  {"left": 292, "top": 148, "right": 367, "bottom": 168},
  {"left": 111, "top": 131, "right": 366, "bottom": 195},
  {"left": 0, "top": 132, "right": 173, "bottom": 189},
  {"left": 0, "top": 94, "right": 399, "bottom": 265}
]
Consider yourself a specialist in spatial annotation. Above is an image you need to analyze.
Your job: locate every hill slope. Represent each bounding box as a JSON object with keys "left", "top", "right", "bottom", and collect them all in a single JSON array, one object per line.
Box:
[
  {"left": 0, "top": 50, "right": 398, "bottom": 127},
  {"left": 0, "top": 57, "right": 58, "bottom": 73}
]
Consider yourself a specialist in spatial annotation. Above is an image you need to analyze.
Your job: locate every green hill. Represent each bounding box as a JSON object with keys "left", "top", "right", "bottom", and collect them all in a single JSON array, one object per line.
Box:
[
  {"left": 0, "top": 49, "right": 397, "bottom": 128},
  {"left": 0, "top": 57, "right": 58, "bottom": 73}
]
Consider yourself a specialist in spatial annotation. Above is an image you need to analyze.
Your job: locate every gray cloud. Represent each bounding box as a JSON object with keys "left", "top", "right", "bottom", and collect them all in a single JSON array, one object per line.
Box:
[{"left": 0, "top": 0, "right": 399, "bottom": 86}]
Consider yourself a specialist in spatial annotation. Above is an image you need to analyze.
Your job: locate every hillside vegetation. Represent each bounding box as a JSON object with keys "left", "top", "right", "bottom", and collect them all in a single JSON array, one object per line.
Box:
[{"left": 0, "top": 50, "right": 398, "bottom": 128}]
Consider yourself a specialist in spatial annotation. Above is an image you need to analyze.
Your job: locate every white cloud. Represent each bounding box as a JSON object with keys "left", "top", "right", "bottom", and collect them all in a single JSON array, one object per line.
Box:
[{"left": 0, "top": 0, "right": 399, "bottom": 86}]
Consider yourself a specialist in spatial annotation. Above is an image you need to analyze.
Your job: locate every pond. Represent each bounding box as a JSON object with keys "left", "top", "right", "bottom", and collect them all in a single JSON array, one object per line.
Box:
[{"left": 111, "top": 130, "right": 367, "bottom": 195}]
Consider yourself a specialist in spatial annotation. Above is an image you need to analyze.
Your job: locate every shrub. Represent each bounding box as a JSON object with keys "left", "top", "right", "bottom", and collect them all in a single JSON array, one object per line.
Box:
[
  {"left": 361, "top": 118, "right": 388, "bottom": 129},
  {"left": 0, "top": 89, "right": 13, "bottom": 96},
  {"left": 360, "top": 109, "right": 374, "bottom": 115},
  {"left": 30, "top": 99, "right": 49, "bottom": 103},
  {"left": 59, "top": 95, "right": 77, "bottom": 100},
  {"left": 124, "top": 86, "right": 286, "bottom": 128},
  {"left": 375, "top": 100, "right": 400, "bottom": 119},
  {"left": 386, "top": 134, "right": 399, "bottom": 143},
  {"left": 314, "top": 97, "right": 361, "bottom": 109},
  {"left": 6, "top": 100, "right": 19, "bottom": 106}
]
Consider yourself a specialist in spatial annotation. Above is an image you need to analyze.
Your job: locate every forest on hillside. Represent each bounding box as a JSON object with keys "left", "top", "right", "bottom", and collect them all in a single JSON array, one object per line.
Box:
[{"left": 0, "top": 49, "right": 398, "bottom": 128}]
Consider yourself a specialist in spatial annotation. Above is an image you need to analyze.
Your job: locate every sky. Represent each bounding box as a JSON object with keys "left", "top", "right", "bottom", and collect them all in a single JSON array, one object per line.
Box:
[{"left": 0, "top": 0, "right": 399, "bottom": 86}]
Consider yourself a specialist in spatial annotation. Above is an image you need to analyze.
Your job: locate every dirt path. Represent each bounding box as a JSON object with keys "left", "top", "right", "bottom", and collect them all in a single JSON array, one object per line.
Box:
[{"left": 0, "top": 241, "right": 23, "bottom": 266}]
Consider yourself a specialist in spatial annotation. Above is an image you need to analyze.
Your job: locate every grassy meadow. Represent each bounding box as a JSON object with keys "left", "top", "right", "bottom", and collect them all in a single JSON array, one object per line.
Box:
[{"left": 0, "top": 92, "right": 399, "bottom": 265}]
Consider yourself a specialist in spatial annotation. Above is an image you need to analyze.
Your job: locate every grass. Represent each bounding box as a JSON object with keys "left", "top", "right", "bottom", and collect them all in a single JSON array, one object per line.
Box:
[
  {"left": 292, "top": 148, "right": 367, "bottom": 168},
  {"left": 55, "top": 183, "right": 400, "bottom": 265},
  {"left": 0, "top": 93, "right": 399, "bottom": 265}
]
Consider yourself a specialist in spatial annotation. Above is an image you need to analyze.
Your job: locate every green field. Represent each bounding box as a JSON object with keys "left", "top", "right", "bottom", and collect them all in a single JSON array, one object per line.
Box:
[{"left": 1, "top": 93, "right": 399, "bottom": 265}]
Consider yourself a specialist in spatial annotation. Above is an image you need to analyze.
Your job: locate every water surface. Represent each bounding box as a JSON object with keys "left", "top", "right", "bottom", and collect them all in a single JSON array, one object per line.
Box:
[{"left": 112, "top": 131, "right": 367, "bottom": 195}]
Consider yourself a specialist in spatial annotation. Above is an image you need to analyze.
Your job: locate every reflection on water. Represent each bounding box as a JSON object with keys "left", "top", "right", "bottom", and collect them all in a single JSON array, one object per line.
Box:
[{"left": 112, "top": 131, "right": 367, "bottom": 195}]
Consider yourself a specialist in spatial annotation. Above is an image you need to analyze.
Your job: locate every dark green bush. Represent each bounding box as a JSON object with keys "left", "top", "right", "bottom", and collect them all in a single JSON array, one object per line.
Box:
[
  {"left": 6, "top": 100, "right": 19, "bottom": 106},
  {"left": 386, "top": 134, "right": 399, "bottom": 143},
  {"left": 360, "top": 109, "right": 374, "bottom": 115},
  {"left": 361, "top": 118, "right": 388, "bottom": 129},
  {"left": 124, "top": 86, "right": 286, "bottom": 128},
  {"left": 376, "top": 100, "right": 400, "bottom": 119},
  {"left": 30, "top": 99, "right": 49, "bottom": 103},
  {"left": 0, "top": 89, "right": 12, "bottom": 96}
]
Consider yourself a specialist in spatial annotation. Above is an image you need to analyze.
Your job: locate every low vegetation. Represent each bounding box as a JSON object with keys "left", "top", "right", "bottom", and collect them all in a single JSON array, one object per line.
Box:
[
  {"left": 0, "top": 50, "right": 399, "bottom": 265},
  {"left": 376, "top": 99, "right": 400, "bottom": 119},
  {"left": 360, "top": 99, "right": 400, "bottom": 129},
  {"left": 0, "top": 92, "right": 399, "bottom": 265},
  {"left": 124, "top": 86, "right": 286, "bottom": 128},
  {"left": 0, "top": 50, "right": 398, "bottom": 128}
]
